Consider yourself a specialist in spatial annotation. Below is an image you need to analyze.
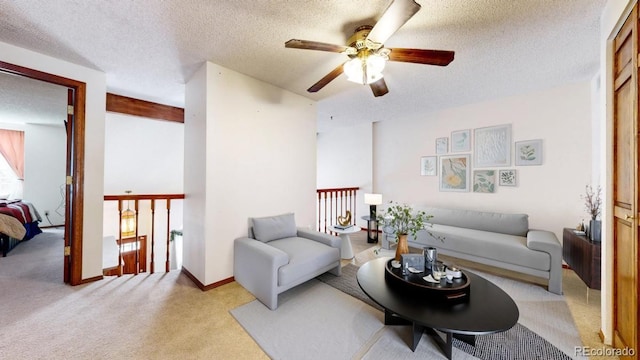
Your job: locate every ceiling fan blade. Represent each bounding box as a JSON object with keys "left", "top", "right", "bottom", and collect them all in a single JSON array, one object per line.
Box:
[
  {"left": 365, "top": 0, "right": 421, "bottom": 45},
  {"left": 285, "top": 39, "right": 350, "bottom": 53},
  {"left": 388, "top": 48, "right": 455, "bottom": 66},
  {"left": 369, "top": 78, "right": 389, "bottom": 97},
  {"left": 307, "top": 62, "right": 346, "bottom": 93}
]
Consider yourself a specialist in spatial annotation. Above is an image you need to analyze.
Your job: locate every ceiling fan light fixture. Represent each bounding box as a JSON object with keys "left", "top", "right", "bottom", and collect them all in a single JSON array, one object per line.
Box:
[{"left": 344, "top": 53, "right": 386, "bottom": 85}]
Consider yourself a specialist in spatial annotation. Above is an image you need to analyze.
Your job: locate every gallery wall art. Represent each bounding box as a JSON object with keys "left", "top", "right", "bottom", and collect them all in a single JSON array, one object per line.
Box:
[
  {"left": 473, "top": 170, "right": 496, "bottom": 193},
  {"left": 439, "top": 154, "right": 470, "bottom": 192},
  {"left": 515, "top": 139, "right": 543, "bottom": 166},
  {"left": 474, "top": 124, "right": 511, "bottom": 167},
  {"left": 451, "top": 129, "right": 471, "bottom": 152},
  {"left": 499, "top": 169, "right": 517, "bottom": 186},
  {"left": 436, "top": 137, "right": 448, "bottom": 154},
  {"left": 426, "top": 124, "right": 541, "bottom": 193},
  {"left": 421, "top": 156, "right": 437, "bottom": 176}
]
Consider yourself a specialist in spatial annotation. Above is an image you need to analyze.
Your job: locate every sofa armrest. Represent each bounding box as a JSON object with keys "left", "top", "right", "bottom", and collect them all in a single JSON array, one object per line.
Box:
[
  {"left": 234, "top": 237, "right": 289, "bottom": 272},
  {"left": 526, "top": 230, "right": 561, "bottom": 255},
  {"left": 527, "top": 230, "right": 563, "bottom": 294},
  {"left": 296, "top": 228, "right": 342, "bottom": 249}
]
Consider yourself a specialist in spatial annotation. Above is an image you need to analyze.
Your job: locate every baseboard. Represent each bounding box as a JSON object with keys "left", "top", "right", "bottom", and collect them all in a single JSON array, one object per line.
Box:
[
  {"left": 181, "top": 266, "right": 235, "bottom": 291},
  {"left": 80, "top": 275, "right": 103, "bottom": 284},
  {"left": 40, "top": 224, "right": 64, "bottom": 229}
]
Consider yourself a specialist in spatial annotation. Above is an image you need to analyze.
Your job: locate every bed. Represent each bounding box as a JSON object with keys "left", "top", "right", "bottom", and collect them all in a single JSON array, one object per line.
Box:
[{"left": 0, "top": 200, "right": 43, "bottom": 257}]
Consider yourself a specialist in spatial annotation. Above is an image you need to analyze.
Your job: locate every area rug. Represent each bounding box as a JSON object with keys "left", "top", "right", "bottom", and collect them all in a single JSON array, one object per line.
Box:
[
  {"left": 230, "top": 280, "right": 384, "bottom": 359},
  {"left": 231, "top": 263, "right": 584, "bottom": 359}
]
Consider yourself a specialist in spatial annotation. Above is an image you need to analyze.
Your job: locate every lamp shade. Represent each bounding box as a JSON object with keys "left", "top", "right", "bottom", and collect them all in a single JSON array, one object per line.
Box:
[
  {"left": 344, "top": 54, "right": 386, "bottom": 85},
  {"left": 364, "top": 193, "right": 383, "bottom": 205}
]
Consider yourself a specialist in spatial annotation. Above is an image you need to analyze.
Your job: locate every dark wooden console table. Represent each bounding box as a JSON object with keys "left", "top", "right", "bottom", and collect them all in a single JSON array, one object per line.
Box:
[{"left": 562, "top": 228, "right": 601, "bottom": 290}]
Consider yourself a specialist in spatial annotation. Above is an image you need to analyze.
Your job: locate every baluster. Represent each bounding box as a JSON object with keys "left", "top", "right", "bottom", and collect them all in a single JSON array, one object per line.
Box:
[
  {"left": 117, "top": 200, "right": 123, "bottom": 277},
  {"left": 150, "top": 199, "right": 156, "bottom": 273},
  {"left": 166, "top": 199, "right": 171, "bottom": 272},
  {"left": 317, "top": 192, "right": 321, "bottom": 232},
  {"left": 330, "top": 191, "right": 334, "bottom": 233},
  {"left": 134, "top": 199, "right": 139, "bottom": 275},
  {"left": 353, "top": 189, "right": 357, "bottom": 225},
  {"left": 323, "top": 192, "right": 327, "bottom": 233}
]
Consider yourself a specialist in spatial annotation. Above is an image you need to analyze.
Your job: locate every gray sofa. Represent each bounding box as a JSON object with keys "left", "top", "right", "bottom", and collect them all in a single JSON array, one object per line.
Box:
[
  {"left": 408, "top": 207, "right": 562, "bottom": 294},
  {"left": 234, "top": 213, "right": 342, "bottom": 310}
]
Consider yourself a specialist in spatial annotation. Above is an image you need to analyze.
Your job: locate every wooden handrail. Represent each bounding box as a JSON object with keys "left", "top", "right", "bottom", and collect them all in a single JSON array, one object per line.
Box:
[
  {"left": 104, "top": 194, "right": 185, "bottom": 201},
  {"left": 104, "top": 193, "right": 184, "bottom": 276}
]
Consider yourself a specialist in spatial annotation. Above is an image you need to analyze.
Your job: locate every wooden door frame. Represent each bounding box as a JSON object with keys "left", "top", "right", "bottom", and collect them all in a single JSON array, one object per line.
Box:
[{"left": 0, "top": 60, "right": 85, "bottom": 285}]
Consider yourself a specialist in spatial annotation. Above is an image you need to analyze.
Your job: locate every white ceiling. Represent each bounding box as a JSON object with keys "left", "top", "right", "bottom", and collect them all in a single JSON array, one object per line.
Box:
[
  {"left": 0, "top": 0, "right": 606, "bottom": 132},
  {"left": 0, "top": 71, "right": 67, "bottom": 126}
]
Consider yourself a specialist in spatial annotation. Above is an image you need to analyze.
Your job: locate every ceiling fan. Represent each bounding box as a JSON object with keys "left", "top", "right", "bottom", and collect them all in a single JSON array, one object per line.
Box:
[{"left": 285, "top": 0, "right": 455, "bottom": 97}]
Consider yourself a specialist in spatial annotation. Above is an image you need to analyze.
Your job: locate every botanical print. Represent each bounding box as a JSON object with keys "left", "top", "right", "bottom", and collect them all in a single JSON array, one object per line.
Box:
[
  {"left": 440, "top": 155, "right": 470, "bottom": 192},
  {"left": 473, "top": 170, "right": 496, "bottom": 193},
  {"left": 499, "top": 169, "right": 517, "bottom": 186},
  {"left": 451, "top": 129, "right": 471, "bottom": 152},
  {"left": 436, "top": 137, "right": 448, "bottom": 154},
  {"left": 420, "top": 156, "right": 437, "bottom": 176},
  {"left": 474, "top": 124, "right": 511, "bottom": 167},
  {"left": 515, "top": 139, "right": 543, "bottom": 166}
]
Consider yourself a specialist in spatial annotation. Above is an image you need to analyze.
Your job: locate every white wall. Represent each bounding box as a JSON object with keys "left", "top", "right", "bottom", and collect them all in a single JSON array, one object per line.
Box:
[
  {"left": 0, "top": 41, "right": 107, "bottom": 279},
  {"left": 599, "top": 0, "right": 635, "bottom": 345},
  {"left": 183, "top": 63, "right": 208, "bottom": 282},
  {"left": 103, "top": 113, "right": 184, "bottom": 194},
  {"left": 184, "top": 61, "right": 317, "bottom": 286},
  {"left": 317, "top": 122, "right": 373, "bottom": 228},
  {"left": 103, "top": 112, "right": 184, "bottom": 269},
  {"left": 24, "top": 123, "right": 66, "bottom": 225},
  {"left": 372, "top": 81, "right": 593, "bottom": 242}
]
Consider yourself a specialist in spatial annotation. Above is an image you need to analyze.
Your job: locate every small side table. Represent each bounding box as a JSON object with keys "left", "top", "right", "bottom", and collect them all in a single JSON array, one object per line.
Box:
[
  {"left": 329, "top": 225, "right": 361, "bottom": 259},
  {"left": 562, "top": 228, "right": 601, "bottom": 301},
  {"left": 361, "top": 216, "right": 379, "bottom": 243}
]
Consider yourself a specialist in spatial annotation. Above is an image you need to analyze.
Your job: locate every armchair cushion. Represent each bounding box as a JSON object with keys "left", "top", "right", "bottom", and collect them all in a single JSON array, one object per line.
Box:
[
  {"left": 251, "top": 213, "right": 297, "bottom": 242},
  {"left": 269, "top": 237, "right": 340, "bottom": 287}
]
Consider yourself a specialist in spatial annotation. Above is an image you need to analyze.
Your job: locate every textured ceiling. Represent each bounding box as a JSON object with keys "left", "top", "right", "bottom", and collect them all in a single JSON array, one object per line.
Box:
[
  {"left": 0, "top": 0, "right": 606, "bottom": 131},
  {"left": 0, "top": 71, "right": 67, "bottom": 125}
]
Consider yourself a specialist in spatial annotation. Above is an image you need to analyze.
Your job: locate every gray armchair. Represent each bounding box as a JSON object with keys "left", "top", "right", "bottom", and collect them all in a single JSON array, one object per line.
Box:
[{"left": 234, "top": 213, "right": 342, "bottom": 310}]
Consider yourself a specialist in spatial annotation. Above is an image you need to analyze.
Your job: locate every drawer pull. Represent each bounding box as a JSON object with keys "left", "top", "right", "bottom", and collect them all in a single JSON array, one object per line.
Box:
[{"left": 625, "top": 214, "right": 635, "bottom": 220}]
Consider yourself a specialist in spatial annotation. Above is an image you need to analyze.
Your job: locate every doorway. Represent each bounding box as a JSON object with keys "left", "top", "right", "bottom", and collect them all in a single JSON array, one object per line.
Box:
[{"left": 0, "top": 60, "right": 85, "bottom": 285}]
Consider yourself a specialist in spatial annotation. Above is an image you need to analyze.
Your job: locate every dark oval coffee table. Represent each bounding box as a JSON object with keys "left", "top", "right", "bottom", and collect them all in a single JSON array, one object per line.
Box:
[{"left": 357, "top": 257, "right": 519, "bottom": 359}]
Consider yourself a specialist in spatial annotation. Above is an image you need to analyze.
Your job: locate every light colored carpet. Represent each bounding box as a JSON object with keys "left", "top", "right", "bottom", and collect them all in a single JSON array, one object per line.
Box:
[
  {"left": 0, "top": 229, "right": 266, "bottom": 360},
  {"left": 232, "top": 262, "right": 586, "bottom": 360}
]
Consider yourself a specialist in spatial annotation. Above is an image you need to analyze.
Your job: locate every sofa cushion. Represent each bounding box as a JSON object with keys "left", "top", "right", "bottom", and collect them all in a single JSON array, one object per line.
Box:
[
  {"left": 422, "top": 207, "right": 529, "bottom": 237},
  {"left": 251, "top": 213, "right": 297, "bottom": 242},
  {"left": 413, "top": 224, "right": 550, "bottom": 271},
  {"left": 269, "top": 237, "right": 340, "bottom": 287}
]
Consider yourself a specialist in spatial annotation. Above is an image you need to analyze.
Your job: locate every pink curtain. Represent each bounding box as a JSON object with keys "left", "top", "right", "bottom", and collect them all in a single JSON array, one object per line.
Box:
[{"left": 0, "top": 129, "right": 24, "bottom": 180}]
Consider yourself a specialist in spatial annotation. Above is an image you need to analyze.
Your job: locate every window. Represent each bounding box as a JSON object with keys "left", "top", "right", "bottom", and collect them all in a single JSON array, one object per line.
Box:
[{"left": 0, "top": 154, "right": 18, "bottom": 198}]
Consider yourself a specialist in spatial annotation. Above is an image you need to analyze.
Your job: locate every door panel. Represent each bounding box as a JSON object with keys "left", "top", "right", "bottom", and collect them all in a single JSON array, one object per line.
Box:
[{"left": 612, "top": 6, "right": 638, "bottom": 358}]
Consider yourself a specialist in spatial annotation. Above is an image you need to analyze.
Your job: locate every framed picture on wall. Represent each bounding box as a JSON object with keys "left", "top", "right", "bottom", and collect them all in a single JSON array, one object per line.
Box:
[
  {"left": 451, "top": 129, "right": 471, "bottom": 152},
  {"left": 436, "top": 137, "right": 448, "bottom": 154},
  {"left": 473, "top": 170, "right": 496, "bottom": 193},
  {"left": 515, "top": 139, "right": 543, "bottom": 166},
  {"left": 420, "top": 156, "right": 437, "bottom": 176},
  {"left": 499, "top": 169, "right": 517, "bottom": 186},
  {"left": 474, "top": 124, "right": 511, "bottom": 167},
  {"left": 439, "top": 154, "right": 470, "bottom": 192}
]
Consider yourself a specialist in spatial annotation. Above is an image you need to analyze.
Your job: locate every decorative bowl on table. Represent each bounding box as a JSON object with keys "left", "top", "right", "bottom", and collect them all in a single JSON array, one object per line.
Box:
[{"left": 384, "top": 259, "right": 470, "bottom": 303}]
